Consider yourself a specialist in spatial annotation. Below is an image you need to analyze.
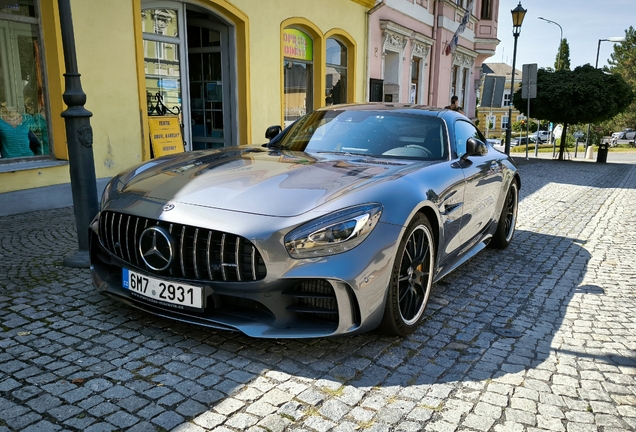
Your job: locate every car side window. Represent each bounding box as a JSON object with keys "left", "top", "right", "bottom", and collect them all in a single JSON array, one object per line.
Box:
[{"left": 454, "top": 120, "right": 482, "bottom": 158}]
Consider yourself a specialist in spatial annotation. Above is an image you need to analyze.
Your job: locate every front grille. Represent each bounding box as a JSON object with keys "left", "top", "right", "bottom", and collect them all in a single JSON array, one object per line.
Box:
[
  {"left": 284, "top": 279, "right": 339, "bottom": 323},
  {"left": 99, "top": 211, "right": 266, "bottom": 282}
]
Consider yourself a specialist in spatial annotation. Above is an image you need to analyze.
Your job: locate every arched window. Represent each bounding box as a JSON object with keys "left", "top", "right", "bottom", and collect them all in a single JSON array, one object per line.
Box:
[
  {"left": 283, "top": 28, "right": 314, "bottom": 126},
  {"left": 326, "top": 38, "right": 347, "bottom": 105}
]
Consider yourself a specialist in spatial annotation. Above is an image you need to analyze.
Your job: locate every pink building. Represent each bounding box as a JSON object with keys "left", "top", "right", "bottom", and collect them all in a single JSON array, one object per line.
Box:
[{"left": 367, "top": 0, "right": 500, "bottom": 119}]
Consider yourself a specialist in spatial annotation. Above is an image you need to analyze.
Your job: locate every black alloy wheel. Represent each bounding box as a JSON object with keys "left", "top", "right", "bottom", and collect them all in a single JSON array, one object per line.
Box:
[
  {"left": 490, "top": 181, "right": 519, "bottom": 249},
  {"left": 380, "top": 214, "right": 435, "bottom": 336}
]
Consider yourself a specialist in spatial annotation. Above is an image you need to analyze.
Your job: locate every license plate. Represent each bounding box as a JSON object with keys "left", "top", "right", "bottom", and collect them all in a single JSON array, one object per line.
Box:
[{"left": 122, "top": 268, "right": 203, "bottom": 309}]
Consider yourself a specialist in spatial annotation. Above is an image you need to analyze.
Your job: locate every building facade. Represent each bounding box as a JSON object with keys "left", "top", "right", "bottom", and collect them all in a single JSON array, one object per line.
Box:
[
  {"left": 0, "top": 0, "right": 372, "bottom": 215},
  {"left": 1, "top": 0, "right": 502, "bottom": 216},
  {"left": 477, "top": 62, "right": 524, "bottom": 140},
  {"left": 367, "top": 0, "right": 500, "bottom": 119}
]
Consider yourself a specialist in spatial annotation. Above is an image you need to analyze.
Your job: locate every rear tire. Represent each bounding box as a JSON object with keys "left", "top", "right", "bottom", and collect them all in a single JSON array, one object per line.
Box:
[
  {"left": 379, "top": 214, "right": 435, "bottom": 337},
  {"left": 490, "top": 181, "right": 518, "bottom": 249}
]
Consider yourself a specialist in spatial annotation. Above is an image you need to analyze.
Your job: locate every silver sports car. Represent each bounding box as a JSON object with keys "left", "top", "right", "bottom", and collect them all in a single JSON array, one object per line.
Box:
[{"left": 90, "top": 104, "right": 519, "bottom": 338}]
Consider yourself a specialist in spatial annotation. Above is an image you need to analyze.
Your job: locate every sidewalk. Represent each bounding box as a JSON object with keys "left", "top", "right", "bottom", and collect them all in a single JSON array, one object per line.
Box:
[{"left": 1, "top": 159, "right": 635, "bottom": 432}]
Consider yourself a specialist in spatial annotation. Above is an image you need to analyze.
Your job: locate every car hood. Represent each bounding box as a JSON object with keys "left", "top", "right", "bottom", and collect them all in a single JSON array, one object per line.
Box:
[{"left": 118, "top": 146, "right": 425, "bottom": 217}]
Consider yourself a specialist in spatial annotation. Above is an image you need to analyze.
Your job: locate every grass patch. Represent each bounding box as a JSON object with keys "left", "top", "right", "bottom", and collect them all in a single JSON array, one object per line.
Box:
[
  {"left": 279, "top": 413, "right": 296, "bottom": 422},
  {"left": 421, "top": 402, "right": 444, "bottom": 411},
  {"left": 305, "top": 406, "right": 320, "bottom": 416},
  {"left": 321, "top": 385, "right": 345, "bottom": 397}
]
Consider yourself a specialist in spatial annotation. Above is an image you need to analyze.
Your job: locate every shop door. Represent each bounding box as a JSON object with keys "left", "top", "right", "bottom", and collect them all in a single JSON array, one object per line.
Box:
[
  {"left": 141, "top": 2, "right": 234, "bottom": 151},
  {"left": 186, "top": 15, "right": 232, "bottom": 150}
]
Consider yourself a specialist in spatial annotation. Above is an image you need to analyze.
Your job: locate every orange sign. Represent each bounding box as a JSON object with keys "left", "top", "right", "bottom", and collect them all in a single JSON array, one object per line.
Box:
[{"left": 148, "top": 116, "right": 184, "bottom": 157}]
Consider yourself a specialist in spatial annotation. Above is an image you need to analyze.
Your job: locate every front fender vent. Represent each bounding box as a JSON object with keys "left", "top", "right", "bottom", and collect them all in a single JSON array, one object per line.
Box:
[
  {"left": 98, "top": 211, "right": 266, "bottom": 282},
  {"left": 284, "top": 279, "right": 338, "bottom": 323}
]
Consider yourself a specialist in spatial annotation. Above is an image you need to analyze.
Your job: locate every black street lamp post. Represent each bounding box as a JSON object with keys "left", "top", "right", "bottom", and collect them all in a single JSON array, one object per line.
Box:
[
  {"left": 58, "top": 0, "right": 99, "bottom": 268},
  {"left": 538, "top": 17, "right": 563, "bottom": 71},
  {"left": 585, "top": 36, "right": 627, "bottom": 148},
  {"left": 505, "top": 2, "right": 527, "bottom": 156}
]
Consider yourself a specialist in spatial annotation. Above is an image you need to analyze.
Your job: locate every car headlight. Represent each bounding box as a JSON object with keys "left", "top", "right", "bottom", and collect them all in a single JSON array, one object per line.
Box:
[{"left": 285, "top": 204, "right": 383, "bottom": 259}]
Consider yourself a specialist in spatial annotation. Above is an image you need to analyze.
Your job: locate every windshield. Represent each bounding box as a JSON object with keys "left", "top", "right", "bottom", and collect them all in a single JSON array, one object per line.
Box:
[{"left": 275, "top": 110, "right": 448, "bottom": 160}]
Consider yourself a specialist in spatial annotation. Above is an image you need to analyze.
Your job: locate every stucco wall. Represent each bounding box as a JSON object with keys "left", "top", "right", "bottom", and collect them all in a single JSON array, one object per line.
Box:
[
  {"left": 230, "top": 0, "right": 368, "bottom": 142},
  {"left": 1, "top": 0, "right": 369, "bottom": 202}
]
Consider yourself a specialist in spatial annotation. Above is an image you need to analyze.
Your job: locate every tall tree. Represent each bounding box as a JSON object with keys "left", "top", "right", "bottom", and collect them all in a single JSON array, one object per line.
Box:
[
  {"left": 555, "top": 38, "right": 571, "bottom": 71},
  {"left": 605, "top": 27, "right": 636, "bottom": 132},
  {"left": 512, "top": 65, "right": 633, "bottom": 160}
]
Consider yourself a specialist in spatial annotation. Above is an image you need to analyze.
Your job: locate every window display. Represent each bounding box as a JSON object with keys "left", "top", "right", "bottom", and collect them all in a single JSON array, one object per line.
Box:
[{"left": 0, "top": 2, "right": 49, "bottom": 160}]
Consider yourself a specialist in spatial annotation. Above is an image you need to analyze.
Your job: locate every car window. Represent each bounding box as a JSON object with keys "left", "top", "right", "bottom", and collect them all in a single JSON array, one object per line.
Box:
[
  {"left": 276, "top": 110, "right": 448, "bottom": 160},
  {"left": 454, "top": 120, "right": 483, "bottom": 158}
]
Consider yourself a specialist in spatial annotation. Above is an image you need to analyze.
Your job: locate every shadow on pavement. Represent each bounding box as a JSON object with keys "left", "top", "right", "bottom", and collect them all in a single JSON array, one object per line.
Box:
[{"left": 0, "top": 155, "right": 634, "bottom": 430}]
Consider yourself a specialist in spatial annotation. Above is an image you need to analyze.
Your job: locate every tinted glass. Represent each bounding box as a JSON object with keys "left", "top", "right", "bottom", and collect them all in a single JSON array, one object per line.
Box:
[
  {"left": 454, "top": 120, "right": 483, "bottom": 157},
  {"left": 277, "top": 110, "right": 447, "bottom": 160}
]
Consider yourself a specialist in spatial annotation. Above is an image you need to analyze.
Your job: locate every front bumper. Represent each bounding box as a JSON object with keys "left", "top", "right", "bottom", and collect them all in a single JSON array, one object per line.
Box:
[{"left": 89, "top": 210, "right": 401, "bottom": 338}]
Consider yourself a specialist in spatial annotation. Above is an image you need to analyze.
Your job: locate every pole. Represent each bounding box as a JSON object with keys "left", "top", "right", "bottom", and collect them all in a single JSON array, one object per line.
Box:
[
  {"left": 525, "top": 97, "right": 530, "bottom": 160},
  {"left": 539, "top": 18, "right": 563, "bottom": 70},
  {"left": 58, "top": 0, "right": 99, "bottom": 268},
  {"left": 586, "top": 40, "right": 604, "bottom": 150},
  {"left": 505, "top": 34, "right": 519, "bottom": 155}
]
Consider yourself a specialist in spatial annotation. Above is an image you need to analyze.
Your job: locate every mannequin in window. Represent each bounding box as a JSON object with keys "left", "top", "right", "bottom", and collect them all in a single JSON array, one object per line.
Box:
[
  {"left": 21, "top": 89, "right": 49, "bottom": 155},
  {"left": 0, "top": 107, "right": 36, "bottom": 159}
]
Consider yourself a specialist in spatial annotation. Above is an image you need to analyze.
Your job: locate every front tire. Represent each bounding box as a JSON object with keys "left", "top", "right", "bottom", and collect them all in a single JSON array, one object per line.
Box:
[
  {"left": 490, "top": 181, "right": 518, "bottom": 249},
  {"left": 380, "top": 215, "right": 435, "bottom": 337}
]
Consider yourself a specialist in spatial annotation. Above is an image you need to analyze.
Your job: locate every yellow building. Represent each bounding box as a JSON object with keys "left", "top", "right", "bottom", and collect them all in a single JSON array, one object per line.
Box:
[
  {"left": 0, "top": 0, "right": 372, "bottom": 215},
  {"left": 477, "top": 62, "right": 524, "bottom": 141}
]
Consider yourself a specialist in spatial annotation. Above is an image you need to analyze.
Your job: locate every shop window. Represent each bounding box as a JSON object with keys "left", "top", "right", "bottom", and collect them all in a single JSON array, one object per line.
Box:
[
  {"left": 451, "top": 65, "right": 459, "bottom": 98},
  {"left": 142, "top": 9, "right": 183, "bottom": 120},
  {"left": 283, "top": 28, "right": 313, "bottom": 126},
  {"left": 325, "top": 37, "right": 347, "bottom": 106},
  {"left": 0, "top": 2, "right": 50, "bottom": 160},
  {"left": 410, "top": 58, "right": 420, "bottom": 104},
  {"left": 481, "top": 0, "right": 492, "bottom": 19},
  {"left": 461, "top": 68, "right": 468, "bottom": 109}
]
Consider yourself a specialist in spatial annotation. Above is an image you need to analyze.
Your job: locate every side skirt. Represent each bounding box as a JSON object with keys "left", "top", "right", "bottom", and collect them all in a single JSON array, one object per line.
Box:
[{"left": 433, "top": 236, "right": 491, "bottom": 283}]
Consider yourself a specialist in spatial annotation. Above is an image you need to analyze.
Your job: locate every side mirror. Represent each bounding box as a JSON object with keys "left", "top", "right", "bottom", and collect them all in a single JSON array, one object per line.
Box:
[
  {"left": 461, "top": 137, "right": 488, "bottom": 160},
  {"left": 265, "top": 125, "right": 282, "bottom": 141}
]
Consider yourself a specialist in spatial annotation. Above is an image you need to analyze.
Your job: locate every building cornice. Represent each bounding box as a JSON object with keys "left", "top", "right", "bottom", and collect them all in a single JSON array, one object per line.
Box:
[{"left": 350, "top": 0, "right": 375, "bottom": 8}]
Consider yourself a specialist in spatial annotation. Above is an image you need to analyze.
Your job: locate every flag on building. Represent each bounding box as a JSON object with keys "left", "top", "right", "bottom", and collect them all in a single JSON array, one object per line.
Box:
[{"left": 445, "top": 1, "right": 474, "bottom": 56}]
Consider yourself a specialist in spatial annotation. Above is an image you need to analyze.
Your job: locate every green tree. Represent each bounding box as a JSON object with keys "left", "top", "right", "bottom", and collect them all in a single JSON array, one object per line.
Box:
[
  {"left": 555, "top": 38, "right": 571, "bottom": 71},
  {"left": 604, "top": 26, "right": 636, "bottom": 133},
  {"left": 512, "top": 65, "right": 633, "bottom": 160}
]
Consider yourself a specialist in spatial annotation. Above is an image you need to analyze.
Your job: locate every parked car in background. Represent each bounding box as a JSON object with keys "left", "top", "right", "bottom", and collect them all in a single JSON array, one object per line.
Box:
[
  {"left": 511, "top": 136, "right": 537, "bottom": 146},
  {"left": 530, "top": 130, "right": 552, "bottom": 143},
  {"left": 90, "top": 104, "right": 520, "bottom": 338},
  {"left": 612, "top": 128, "right": 636, "bottom": 140}
]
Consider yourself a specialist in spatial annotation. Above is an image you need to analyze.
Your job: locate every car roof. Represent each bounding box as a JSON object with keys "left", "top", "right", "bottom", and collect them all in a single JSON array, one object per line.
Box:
[{"left": 315, "top": 102, "right": 467, "bottom": 120}]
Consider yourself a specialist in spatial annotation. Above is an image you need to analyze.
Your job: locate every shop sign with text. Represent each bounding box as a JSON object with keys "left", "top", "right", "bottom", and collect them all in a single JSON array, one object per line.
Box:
[{"left": 283, "top": 29, "right": 312, "bottom": 61}]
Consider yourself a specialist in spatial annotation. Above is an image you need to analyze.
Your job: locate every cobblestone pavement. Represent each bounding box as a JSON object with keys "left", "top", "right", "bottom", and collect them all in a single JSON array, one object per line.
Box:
[{"left": 1, "top": 158, "right": 635, "bottom": 432}]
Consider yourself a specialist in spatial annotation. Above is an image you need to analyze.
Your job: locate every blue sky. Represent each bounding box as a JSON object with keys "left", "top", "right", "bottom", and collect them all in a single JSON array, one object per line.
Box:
[{"left": 492, "top": 0, "right": 633, "bottom": 70}]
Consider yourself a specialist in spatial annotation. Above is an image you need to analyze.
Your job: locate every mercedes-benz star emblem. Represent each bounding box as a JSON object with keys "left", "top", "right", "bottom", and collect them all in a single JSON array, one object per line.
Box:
[
  {"left": 163, "top": 203, "right": 175, "bottom": 211},
  {"left": 139, "top": 226, "right": 174, "bottom": 271}
]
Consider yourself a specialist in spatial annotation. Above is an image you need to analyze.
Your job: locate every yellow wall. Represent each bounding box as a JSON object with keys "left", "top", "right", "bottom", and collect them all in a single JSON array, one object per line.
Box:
[
  {"left": 229, "top": 0, "right": 368, "bottom": 142},
  {"left": 0, "top": 0, "right": 143, "bottom": 194},
  {"left": 1, "top": 0, "right": 369, "bottom": 195}
]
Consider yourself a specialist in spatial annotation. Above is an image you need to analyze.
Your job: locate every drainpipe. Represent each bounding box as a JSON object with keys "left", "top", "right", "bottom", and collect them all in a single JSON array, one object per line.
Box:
[
  {"left": 367, "top": 1, "right": 386, "bottom": 102},
  {"left": 58, "top": 0, "right": 99, "bottom": 268},
  {"left": 427, "top": 0, "right": 438, "bottom": 106}
]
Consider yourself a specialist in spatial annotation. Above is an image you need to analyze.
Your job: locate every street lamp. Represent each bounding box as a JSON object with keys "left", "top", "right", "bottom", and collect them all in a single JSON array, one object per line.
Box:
[
  {"left": 538, "top": 17, "right": 563, "bottom": 70},
  {"left": 595, "top": 36, "right": 626, "bottom": 68},
  {"left": 505, "top": 2, "right": 527, "bottom": 155},
  {"left": 585, "top": 36, "right": 627, "bottom": 149}
]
